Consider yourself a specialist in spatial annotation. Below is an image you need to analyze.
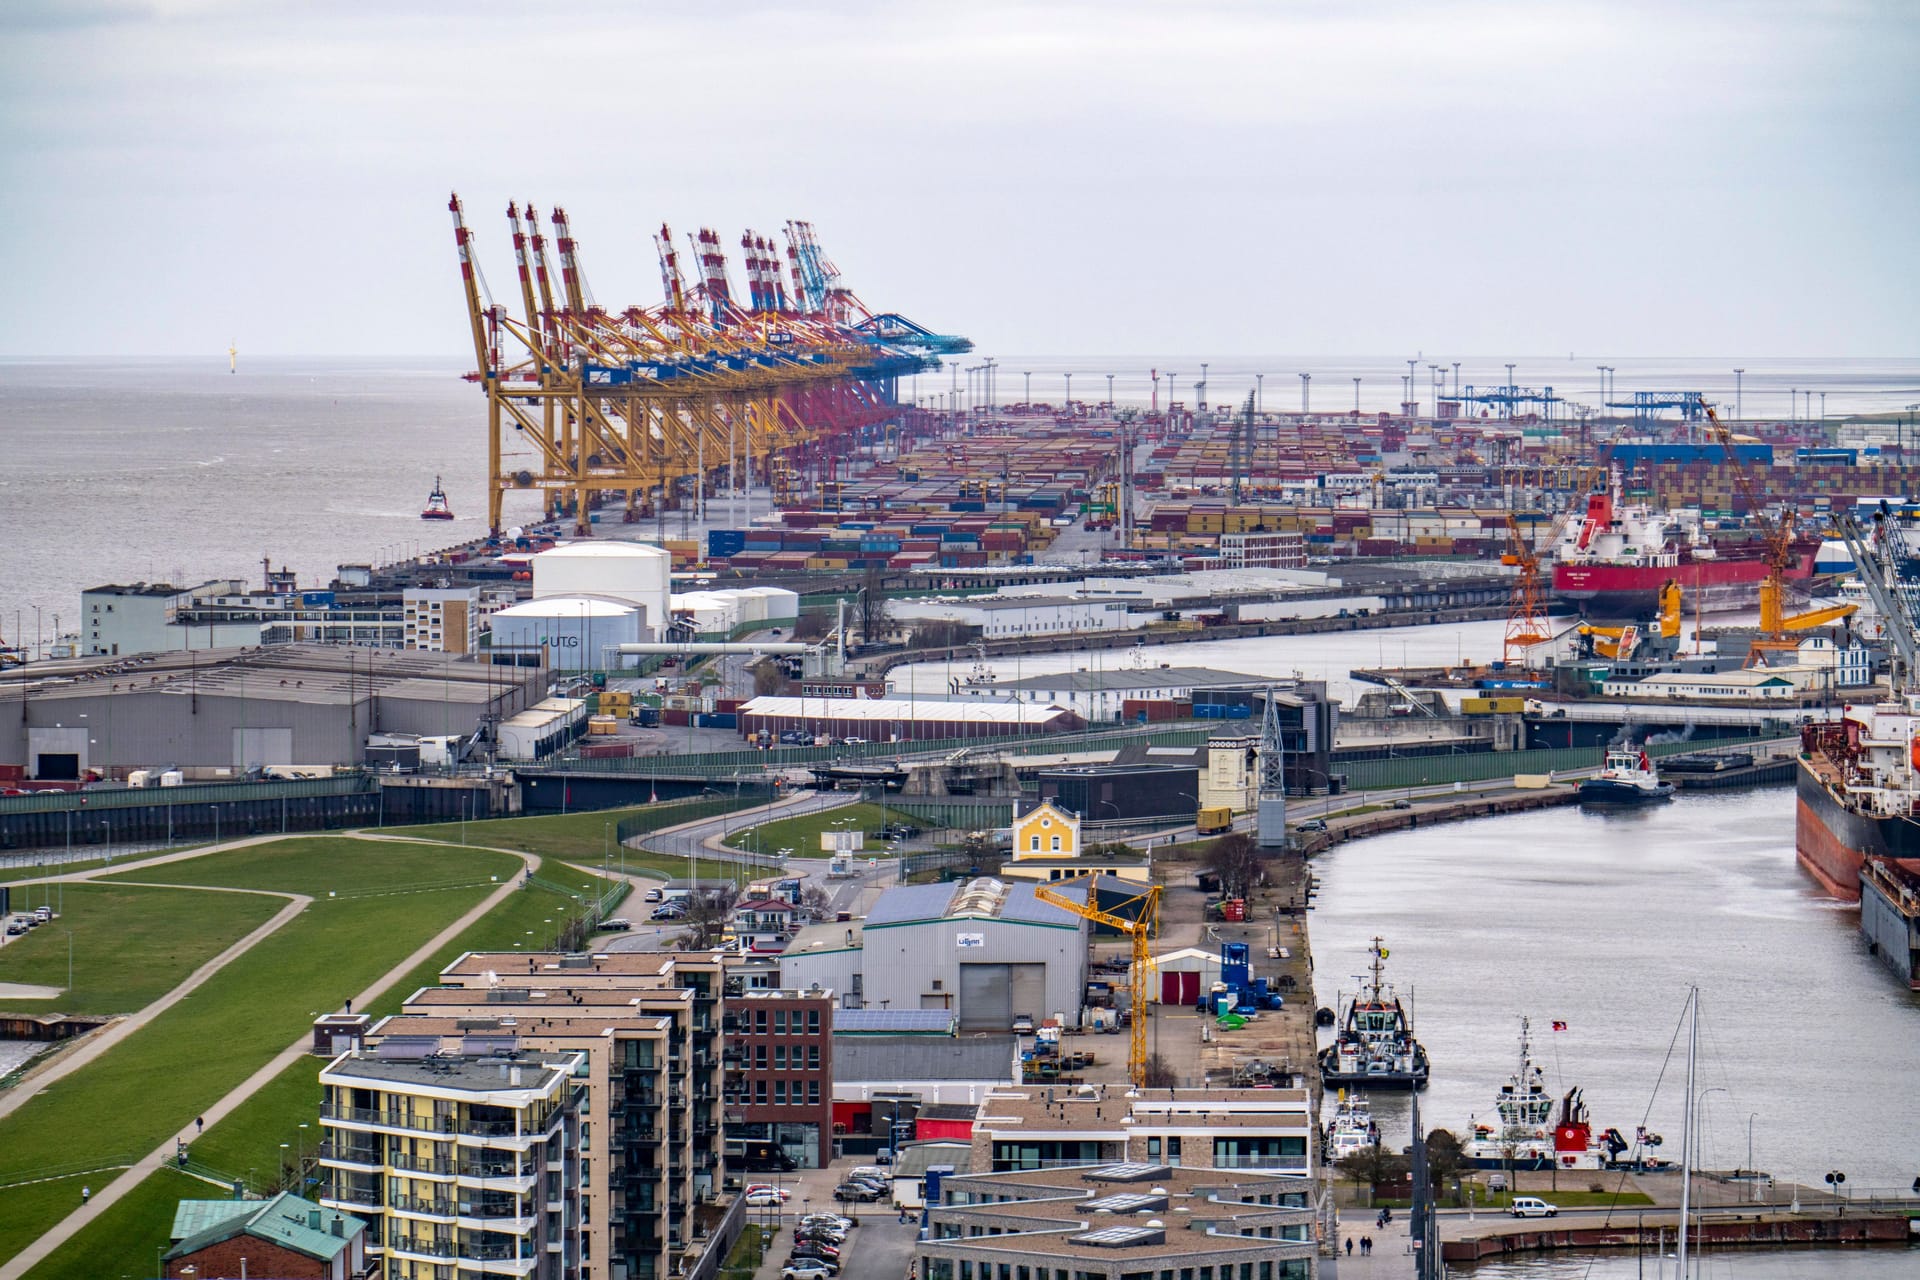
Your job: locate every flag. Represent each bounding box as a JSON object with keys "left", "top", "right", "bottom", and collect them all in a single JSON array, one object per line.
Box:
[{"left": 1551, "top": 1020, "right": 1568, "bottom": 1031}]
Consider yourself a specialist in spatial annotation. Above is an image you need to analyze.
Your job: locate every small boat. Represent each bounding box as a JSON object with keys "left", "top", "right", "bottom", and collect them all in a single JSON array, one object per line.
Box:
[
  {"left": 1577, "top": 746, "right": 1673, "bottom": 804},
  {"left": 1324, "top": 1090, "right": 1379, "bottom": 1164},
  {"left": 421, "top": 476, "right": 455, "bottom": 521},
  {"left": 1317, "top": 936, "right": 1430, "bottom": 1090}
]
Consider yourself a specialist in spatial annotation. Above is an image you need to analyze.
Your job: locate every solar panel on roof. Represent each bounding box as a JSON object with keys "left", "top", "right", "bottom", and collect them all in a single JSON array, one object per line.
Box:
[
  {"left": 832, "top": 1008, "right": 954, "bottom": 1032},
  {"left": 1071, "top": 1226, "right": 1165, "bottom": 1248},
  {"left": 1084, "top": 1193, "right": 1166, "bottom": 1213},
  {"left": 1083, "top": 1162, "right": 1170, "bottom": 1183}
]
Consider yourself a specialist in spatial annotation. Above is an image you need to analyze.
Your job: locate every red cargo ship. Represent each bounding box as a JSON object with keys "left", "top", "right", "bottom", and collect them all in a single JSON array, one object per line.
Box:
[{"left": 1551, "top": 486, "right": 1816, "bottom": 618}]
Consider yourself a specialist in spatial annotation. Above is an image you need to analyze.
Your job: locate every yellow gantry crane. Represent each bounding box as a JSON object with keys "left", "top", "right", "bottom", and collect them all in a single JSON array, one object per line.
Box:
[{"left": 1032, "top": 875, "right": 1161, "bottom": 1087}]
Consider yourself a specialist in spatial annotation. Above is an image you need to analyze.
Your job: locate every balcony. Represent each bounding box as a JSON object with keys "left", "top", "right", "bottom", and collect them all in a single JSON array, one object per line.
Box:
[
  {"left": 317, "top": 1139, "right": 383, "bottom": 1169},
  {"left": 624, "top": 1060, "right": 662, "bottom": 1075},
  {"left": 389, "top": 1151, "right": 457, "bottom": 1178},
  {"left": 320, "top": 1184, "right": 383, "bottom": 1210}
]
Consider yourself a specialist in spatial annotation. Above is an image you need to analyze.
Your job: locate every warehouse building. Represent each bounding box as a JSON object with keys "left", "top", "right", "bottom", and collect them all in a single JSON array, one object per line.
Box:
[
  {"left": 916, "top": 1161, "right": 1318, "bottom": 1280},
  {"left": 735, "top": 695, "right": 1081, "bottom": 742},
  {"left": 890, "top": 594, "right": 1144, "bottom": 640},
  {"left": 0, "top": 645, "right": 542, "bottom": 780},
  {"left": 1035, "top": 765, "right": 1200, "bottom": 826},
  {"left": 780, "top": 878, "right": 1086, "bottom": 1030},
  {"left": 963, "top": 665, "right": 1271, "bottom": 723}
]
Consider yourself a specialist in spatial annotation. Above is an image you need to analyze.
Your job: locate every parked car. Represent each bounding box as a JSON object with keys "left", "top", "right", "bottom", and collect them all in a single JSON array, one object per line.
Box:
[
  {"left": 5, "top": 918, "right": 26, "bottom": 936},
  {"left": 801, "top": 1213, "right": 855, "bottom": 1231},
  {"left": 796, "top": 1226, "right": 846, "bottom": 1244},
  {"left": 1509, "top": 1196, "right": 1559, "bottom": 1219},
  {"left": 644, "top": 888, "right": 664, "bottom": 903},
  {"left": 782, "top": 1264, "right": 836, "bottom": 1280},
  {"left": 600, "top": 917, "right": 632, "bottom": 932},
  {"left": 745, "top": 1189, "right": 787, "bottom": 1207},
  {"left": 1011, "top": 1012, "right": 1035, "bottom": 1034},
  {"left": 786, "top": 1257, "right": 839, "bottom": 1275},
  {"left": 1389, "top": 799, "right": 1413, "bottom": 810},
  {"left": 650, "top": 903, "right": 687, "bottom": 921},
  {"left": 1295, "top": 819, "right": 1328, "bottom": 833},
  {"left": 833, "top": 1183, "right": 880, "bottom": 1202},
  {"left": 840, "top": 737, "right": 867, "bottom": 746},
  {"left": 32, "top": 906, "right": 51, "bottom": 922},
  {"left": 744, "top": 1184, "right": 792, "bottom": 1201}
]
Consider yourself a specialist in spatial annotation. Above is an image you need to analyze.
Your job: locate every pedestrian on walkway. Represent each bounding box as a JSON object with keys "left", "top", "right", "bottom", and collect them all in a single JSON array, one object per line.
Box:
[
  {"left": 195, "top": 1115, "right": 204, "bottom": 1133},
  {"left": 1364, "top": 1236, "right": 1373, "bottom": 1255},
  {"left": 1344, "top": 1237, "right": 1353, "bottom": 1258},
  {"left": 80, "top": 1185, "right": 89, "bottom": 1205}
]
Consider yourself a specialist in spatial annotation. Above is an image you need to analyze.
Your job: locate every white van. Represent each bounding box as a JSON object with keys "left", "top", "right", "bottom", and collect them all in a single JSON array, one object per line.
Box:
[{"left": 1509, "top": 1196, "right": 1558, "bottom": 1218}]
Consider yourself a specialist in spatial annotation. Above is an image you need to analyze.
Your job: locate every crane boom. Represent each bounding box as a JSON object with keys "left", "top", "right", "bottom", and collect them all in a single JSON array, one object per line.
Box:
[{"left": 1032, "top": 876, "right": 1160, "bottom": 1086}]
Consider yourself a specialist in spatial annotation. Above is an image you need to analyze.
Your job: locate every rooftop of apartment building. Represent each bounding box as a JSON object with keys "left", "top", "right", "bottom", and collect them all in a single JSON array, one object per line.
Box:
[
  {"left": 929, "top": 1162, "right": 1315, "bottom": 1262},
  {"left": 974, "top": 1086, "right": 1313, "bottom": 1133},
  {"left": 322, "top": 1046, "right": 579, "bottom": 1095},
  {"left": 729, "top": 986, "right": 836, "bottom": 1003},
  {"left": 440, "top": 949, "right": 727, "bottom": 984}
]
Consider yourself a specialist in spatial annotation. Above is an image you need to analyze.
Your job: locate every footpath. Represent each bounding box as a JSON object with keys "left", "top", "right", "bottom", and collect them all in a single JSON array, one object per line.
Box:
[{"left": 0, "top": 832, "right": 542, "bottom": 1280}]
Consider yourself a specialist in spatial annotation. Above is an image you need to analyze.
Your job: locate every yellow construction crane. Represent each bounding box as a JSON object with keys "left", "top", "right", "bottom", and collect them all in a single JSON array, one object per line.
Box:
[{"left": 1033, "top": 875, "right": 1161, "bottom": 1087}]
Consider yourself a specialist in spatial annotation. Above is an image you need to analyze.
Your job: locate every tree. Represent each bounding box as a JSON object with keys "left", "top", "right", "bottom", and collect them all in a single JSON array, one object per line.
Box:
[
  {"left": 858, "top": 564, "right": 888, "bottom": 644},
  {"left": 1205, "top": 831, "right": 1261, "bottom": 900},
  {"left": 675, "top": 883, "right": 741, "bottom": 950},
  {"left": 912, "top": 618, "right": 978, "bottom": 650},
  {"left": 798, "top": 884, "right": 833, "bottom": 920},
  {"left": 752, "top": 660, "right": 793, "bottom": 698},
  {"left": 1083, "top": 841, "right": 1142, "bottom": 861},
  {"left": 1335, "top": 1145, "right": 1411, "bottom": 1194},
  {"left": 1141, "top": 1053, "right": 1178, "bottom": 1089},
  {"left": 1423, "top": 1127, "right": 1464, "bottom": 1191}
]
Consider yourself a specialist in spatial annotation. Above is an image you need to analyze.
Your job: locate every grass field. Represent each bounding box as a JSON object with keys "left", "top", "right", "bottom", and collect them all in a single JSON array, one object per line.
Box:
[
  {"left": 723, "top": 801, "right": 889, "bottom": 854},
  {"left": 396, "top": 794, "right": 768, "bottom": 863},
  {"left": 0, "top": 837, "right": 522, "bottom": 1263},
  {"left": 0, "top": 884, "right": 278, "bottom": 1015},
  {"left": 21, "top": 1167, "right": 205, "bottom": 1280},
  {"left": 1, "top": 847, "right": 205, "bottom": 888}
]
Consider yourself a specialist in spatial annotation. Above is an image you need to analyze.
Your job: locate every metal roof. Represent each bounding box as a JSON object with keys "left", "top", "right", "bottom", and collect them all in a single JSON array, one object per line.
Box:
[
  {"left": 863, "top": 882, "right": 959, "bottom": 927},
  {"left": 832, "top": 1008, "right": 957, "bottom": 1034},
  {"left": 833, "top": 1035, "right": 1016, "bottom": 1083},
  {"left": 166, "top": 1192, "right": 363, "bottom": 1263},
  {"left": 984, "top": 666, "right": 1270, "bottom": 694},
  {"left": 738, "top": 696, "right": 1074, "bottom": 724}
]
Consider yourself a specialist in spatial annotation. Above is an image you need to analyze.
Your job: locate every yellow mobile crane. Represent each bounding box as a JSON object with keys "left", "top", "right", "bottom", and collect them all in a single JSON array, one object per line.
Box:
[{"left": 1032, "top": 876, "right": 1161, "bottom": 1087}]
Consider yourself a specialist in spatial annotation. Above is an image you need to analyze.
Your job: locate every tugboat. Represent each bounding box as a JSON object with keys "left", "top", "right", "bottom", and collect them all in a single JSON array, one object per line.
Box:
[
  {"left": 1577, "top": 745, "right": 1673, "bottom": 805},
  {"left": 1463, "top": 1018, "right": 1663, "bottom": 1171},
  {"left": 420, "top": 476, "right": 455, "bottom": 521},
  {"left": 1317, "top": 937, "right": 1430, "bottom": 1090},
  {"left": 1324, "top": 1090, "right": 1380, "bottom": 1164}
]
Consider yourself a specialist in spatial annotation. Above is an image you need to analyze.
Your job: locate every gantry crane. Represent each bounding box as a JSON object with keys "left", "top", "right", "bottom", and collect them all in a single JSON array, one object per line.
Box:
[
  {"left": 1032, "top": 875, "right": 1161, "bottom": 1087},
  {"left": 1501, "top": 470, "right": 1602, "bottom": 669},
  {"left": 1702, "top": 406, "right": 1854, "bottom": 662},
  {"left": 450, "top": 194, "right": 971, "bottom": 534}
]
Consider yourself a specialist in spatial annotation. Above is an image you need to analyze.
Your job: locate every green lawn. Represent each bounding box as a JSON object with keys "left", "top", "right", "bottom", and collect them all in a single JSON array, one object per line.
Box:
[
  {"left": 0, "top": 838, "right": 521, "bottom": 1262},
  {"left": 724, "top": 801, "right": 889, "bottom": 854},
  {"left": 20, "top": 1167, "right": 205, "bottom": 1280},
  {"left": 1, "top": 847, "right": 205, "bottom": 889},
  {"left": 104, "top": 835, "right": 510, "bottom": 897},
  {"left": 0, "top": 884, "right": 278, "bottom": 1015},
  {"left": 393, "top": 794, "right": 768, "bottom": 861}
]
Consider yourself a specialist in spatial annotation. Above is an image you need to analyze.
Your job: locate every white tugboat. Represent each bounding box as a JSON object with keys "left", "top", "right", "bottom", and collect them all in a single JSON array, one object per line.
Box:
[
  {"left": 1577, "top": 745, "right": 1674, "bottom": 805},
  {"left": 1324, "top": 1090, "right": 1380, "bottom": 1164},
  {"left": 1317, "top": 937, "right": 1430, "bottom": 1090},
  {"left": 1464, "top": 1018, "right": 1663, "bottom": 1171}
]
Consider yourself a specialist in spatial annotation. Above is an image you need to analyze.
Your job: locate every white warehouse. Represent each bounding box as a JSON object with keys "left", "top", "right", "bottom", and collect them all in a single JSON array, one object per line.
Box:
[
  {"left": 891, "top": 595, "right": 1143, "bottom": 640},
  {"left": 488, "top": 596, "right": 647, "bottom": 668},
  {"left": 780, "top": 878, "right": 1087, "bottom": 1031}
]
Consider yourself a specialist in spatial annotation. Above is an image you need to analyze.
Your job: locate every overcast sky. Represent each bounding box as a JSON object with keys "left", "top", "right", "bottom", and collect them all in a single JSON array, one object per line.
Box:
[{"left": 2, "top": 0, "right": 1914, "bottom": 358}]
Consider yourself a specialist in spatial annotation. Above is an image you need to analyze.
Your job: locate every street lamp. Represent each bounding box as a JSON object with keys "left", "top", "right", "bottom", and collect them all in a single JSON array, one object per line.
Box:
[
  {"left": 1299, "top": 372, "right": 1311, "bottom": 415},
  {"left": 1064, "top": 372, "right": 1073, "bottom": 407},
  {"left": 1733, "top": 368, "right": 1744, "bottom": 420},
  {"left": 1353, "top": 377, "right": 1361, "bottom": 415},
  {"left": 1106, "top": 373, "right": 1115, "bottom": 409}
]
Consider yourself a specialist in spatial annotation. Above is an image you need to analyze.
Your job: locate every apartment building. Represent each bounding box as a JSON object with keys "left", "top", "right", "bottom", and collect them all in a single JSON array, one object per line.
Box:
[
  {"left": 403, "top": 586, "right": 485, "bottom": 654},
  {"left": 430, "top": 950, "right": 729, "bottom": 1280},
  {"left": 918, "top": 1162, "right": 1319, "bottom": 1280},
  {"left": 722, "top": 987, "right": 835, "bottom": 1169},
  {"left": 317, "top": 1045, "right": 587, "bottom": 1280}
]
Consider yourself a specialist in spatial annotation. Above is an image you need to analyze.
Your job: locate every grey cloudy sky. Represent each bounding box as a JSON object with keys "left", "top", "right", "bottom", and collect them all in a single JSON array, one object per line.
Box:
[{"left": 1, "top": 0, "right": 1914, "bottom": 358}]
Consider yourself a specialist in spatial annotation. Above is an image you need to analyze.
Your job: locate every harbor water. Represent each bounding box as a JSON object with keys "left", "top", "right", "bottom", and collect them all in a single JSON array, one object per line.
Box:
[
  {"left": 1309, "top": 786, "right": 1920, "bottom": 1193},
  {"left": 1452, "top": 1246, "right": 1915, "bottom": 1277}
]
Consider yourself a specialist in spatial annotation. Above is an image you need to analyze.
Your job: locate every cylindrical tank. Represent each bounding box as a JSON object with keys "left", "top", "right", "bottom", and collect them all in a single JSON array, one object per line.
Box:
[
  {"left": 489, "top": 595, "right": 645, "bottom": 669},
  {"left": 531, "top": 542, "right": 671, "bottom": 638}
]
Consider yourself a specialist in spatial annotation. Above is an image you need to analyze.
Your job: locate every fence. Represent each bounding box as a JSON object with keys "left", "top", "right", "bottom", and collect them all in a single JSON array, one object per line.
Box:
[
  {"left": 0, "top": 774, "right": 374, "bottom": 816},
  {"left": 612, "top": 793, "right": 777, "bottom": 848},
  {"left": 534, "top": 723, "right": 1215, "bottom": 779}
]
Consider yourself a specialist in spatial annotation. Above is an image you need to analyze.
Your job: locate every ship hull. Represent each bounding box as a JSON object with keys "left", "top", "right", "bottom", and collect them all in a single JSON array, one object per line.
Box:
[
  {"left": 1554, "top": 557, "right": 1816, "bottom": 619},
  {"left": 1860, "top": 862, "right": 1920, "bottom": 990},
  {"left": 1792, "top": 756, "right": 1920, "bottom": 900}
]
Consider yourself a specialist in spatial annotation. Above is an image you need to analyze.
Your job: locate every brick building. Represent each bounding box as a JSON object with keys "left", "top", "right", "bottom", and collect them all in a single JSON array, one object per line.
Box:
[
  {"left": 723, "top": 987, "right": 835, "bottom": 1169},
  {"left": 165, "top": 1188, "right": 369, "bottom": 1278}
]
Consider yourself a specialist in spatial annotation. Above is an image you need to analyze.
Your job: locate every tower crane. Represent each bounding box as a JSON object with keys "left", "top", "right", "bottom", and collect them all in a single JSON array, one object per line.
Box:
[
  {"left": 1032, "top": 875, "right": 1161, "bottom": 1087},
  {"left": 1703, "top": 407, "right": 1851, "bottom": 662}
]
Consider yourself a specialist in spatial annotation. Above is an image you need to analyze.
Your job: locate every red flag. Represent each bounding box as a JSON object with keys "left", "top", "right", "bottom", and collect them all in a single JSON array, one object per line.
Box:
[{"left": 1551, "top": 1020, "right": 1568, "bottom": 1031}]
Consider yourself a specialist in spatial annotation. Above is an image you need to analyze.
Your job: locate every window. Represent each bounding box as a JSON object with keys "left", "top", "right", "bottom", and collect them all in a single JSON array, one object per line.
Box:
[
  {"left": 807, "top": 1010, "right": 820, "bottom": 1033},
  {"left": 807, "top": 1080, "right": 819, "bottom": 1104},
  {"left": 774, "top": 1080, "right": 786, "bottom": 1105},
  {"left": 754, "top": 1045, "right": 767, "bottom": 1069},
  {"left": 1050, "top": 835, "right": 1061, "bottom": 852},
  {"left": 754, "top": 1081, "right": 767, "bottom": 1105},
  {"left": 774, "top": 1010, "right": 787, "bottom": 1034},
  {"left": 806, "top": 1045, "right": 820, "bottom": 1069},
  {"left": 754, "top": 1010, "right": 767, "bottom": 1034},
  {"left": 773, "top": 1045, "right": 786, "bottom": 1069},
  {"left": 1030, "top": 836, "right": 1041, "bottom": 852}
]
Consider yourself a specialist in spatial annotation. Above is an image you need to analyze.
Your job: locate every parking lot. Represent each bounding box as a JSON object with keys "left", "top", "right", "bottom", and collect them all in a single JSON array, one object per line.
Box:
[{"left": 743, "top": 1157, "right": 921, "bottom": 1280}]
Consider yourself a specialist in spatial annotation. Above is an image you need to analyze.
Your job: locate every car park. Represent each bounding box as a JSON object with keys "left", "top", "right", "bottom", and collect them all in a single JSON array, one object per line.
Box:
[
  {"left": 1509, "top": 1196, "right": 1558, "bottom": 1218},
  {"left": 832, "top": 1182, "right": 880, "bottom": 1202},
  {"left": 796, "top": 1227, "right": 846, "bottom": 1245}
]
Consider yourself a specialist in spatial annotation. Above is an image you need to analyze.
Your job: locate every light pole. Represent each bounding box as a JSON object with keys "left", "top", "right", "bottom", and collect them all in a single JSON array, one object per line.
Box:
[
  {"left": 1353, "top": 377, "right": 1361, "bottom": 415},
  {"left": 1300, "top": 372, "right": 1311, "bottom": 415},
  {"left": 1733, "top": 368, "right": 1744, "bottom": 420},
  {"left": 1023, "top": 370, "right": 1032, "bottom": 404},
  {"left": 1256, "top": 373, "right": 1264, "bottom": 413},
  {"left": 1106, "top": 373, "right": 1115, "bottom": 409},
  {"left": 1745, "top": 1111, "right": 1758, "bottom": 1182},
  {"left": 1064, "top": 372, "right": 1073, "bottom": 408}
]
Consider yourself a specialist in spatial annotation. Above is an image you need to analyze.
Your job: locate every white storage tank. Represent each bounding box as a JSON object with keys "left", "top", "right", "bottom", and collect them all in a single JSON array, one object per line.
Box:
[
  {"left": 531, "top": 542, "right": 670, "bottom": 640},
  {"left": 748, "top": 585, "right": 799, "bottom": 624},
  {"left": 489, "top": 595, "right": 646, "bottom": 669},
  {"left": 669, "top": 591, "right": 739, "bottom": 634}
]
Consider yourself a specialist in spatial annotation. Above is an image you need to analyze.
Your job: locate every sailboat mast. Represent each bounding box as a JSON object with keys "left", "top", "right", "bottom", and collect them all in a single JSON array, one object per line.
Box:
[{"left": 1677, "top": 986, "right": 1697, "bottom": 1277}]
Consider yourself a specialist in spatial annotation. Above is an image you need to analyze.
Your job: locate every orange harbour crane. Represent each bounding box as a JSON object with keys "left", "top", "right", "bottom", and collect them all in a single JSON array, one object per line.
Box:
[
  {"left": 449, "top": 193, "right": 969, "bottom": 533},
  {"left": 1033, "top": 876, "right": 1161, "bottom": 1087},
  {"left": 1501, "top": 471, "right": 1601, "bottom": 669}
]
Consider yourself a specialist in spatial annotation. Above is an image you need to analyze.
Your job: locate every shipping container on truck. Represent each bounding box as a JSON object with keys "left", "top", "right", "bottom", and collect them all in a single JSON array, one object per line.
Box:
[{"left": 1197, "top": 806, "right": 1234, "bottom": 835}]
